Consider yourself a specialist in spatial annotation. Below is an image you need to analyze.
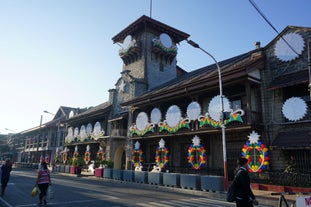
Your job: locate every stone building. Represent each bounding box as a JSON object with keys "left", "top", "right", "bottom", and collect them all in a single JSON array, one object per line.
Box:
[
  {"left": 262, "top": 26, "right": 311, "bottom": 174},
  {"left": 8, "top": 16, "right": 310, "bottom": 184}
]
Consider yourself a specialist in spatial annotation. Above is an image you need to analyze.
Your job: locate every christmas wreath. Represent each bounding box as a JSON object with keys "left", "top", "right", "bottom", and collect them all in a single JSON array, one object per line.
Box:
[
  {"left": 155, "top": 146, "right": 169, "bottom": 168},
  {"left": 132, "top": 149, "right": 143, "bottom": 167},
  {"left": 187, "top": 144, "right": 207, "bottom": 170},
  {"left": 242, "top": 141, "right": 269, "bottom": 173},
  {"left": 84, "top": 151, "right": 91, "bottom": 163}
]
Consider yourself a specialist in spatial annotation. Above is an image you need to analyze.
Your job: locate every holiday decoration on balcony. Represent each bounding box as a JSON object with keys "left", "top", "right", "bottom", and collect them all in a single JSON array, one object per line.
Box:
[
  {"left": 130, "top": 112, "right": 155, "bottom": 136},
  {"left": 65, "top": 127, "right": 74, "bottom": 144},
  {"left": 198, "top": 95, "right": 244, "bottom": 128},
  {"left": 155, "top": 139, "right": 169, "bottom": 169},
  {"left": 119, "top": 35, "right": 141, "bottom": 65},
  {"left": 132, "top": 141, "right": 143, "bottom": 167},
  {"left": 187, "top": 135, "right": 207, "bottom": 170},
  {"left": 91, "top": 122, "right": 105, "bottom": 140},
  {"left": 187, "top": 101, "right": 201, "bottom": 120},
  {"left": 158, "top": 105, "right": 190, "bottom": 133},
  {"left": 242, "top": 131, "right": 269, "bottom": 173},
  {"left": 152, "top": 33, "right": 177, "bottom": 63},
  {"left": 282, "top": 97, "right": 307, "bottom": 121},
  {"left": 84, "top": 145, "right": 91, "bottom": 164}
]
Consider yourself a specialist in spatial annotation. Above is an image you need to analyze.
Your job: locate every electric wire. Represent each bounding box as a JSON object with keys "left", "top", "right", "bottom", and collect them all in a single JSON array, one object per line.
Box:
[{"left": 248, "top": 0, "right": 299, "bottom": 56}]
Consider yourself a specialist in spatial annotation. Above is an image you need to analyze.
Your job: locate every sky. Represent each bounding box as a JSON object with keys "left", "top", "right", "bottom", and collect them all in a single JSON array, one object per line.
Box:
[{"left": 0, "top": 0, "right": 310, "bottom": 134}]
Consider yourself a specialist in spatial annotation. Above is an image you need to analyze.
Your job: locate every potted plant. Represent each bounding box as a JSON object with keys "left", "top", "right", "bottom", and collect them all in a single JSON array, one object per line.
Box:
[{"left": 70, "top": 154, "right": 84, "bottom": 175}]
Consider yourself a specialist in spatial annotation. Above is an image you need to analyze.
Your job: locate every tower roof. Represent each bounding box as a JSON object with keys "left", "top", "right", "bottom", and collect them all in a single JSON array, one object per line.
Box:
[{"left": 112, "top": 15, "right": 190, "bottom": 44}]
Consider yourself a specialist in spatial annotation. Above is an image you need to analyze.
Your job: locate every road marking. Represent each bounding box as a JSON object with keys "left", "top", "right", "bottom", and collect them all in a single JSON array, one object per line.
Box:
[
  {"left": 0, "top": 197, "right": 14, "bottom": 207},
  {"left": 135, "top": 197, "right": 236, "bottom": 207},
  {"left": 15, "top": 199, "right": 99, "bottom": 207}
]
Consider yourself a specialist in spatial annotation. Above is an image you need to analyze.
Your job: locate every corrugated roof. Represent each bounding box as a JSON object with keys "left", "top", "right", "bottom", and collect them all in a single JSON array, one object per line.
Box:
[
  {"left": 270, "top": 131, "right": 311, "bottom": 149},
  {"left": 268, "top": 69, "right": 309, "bottom": 90},
  {"left": 122, "top": 50, "right": 264, "bottom": 106},
  {"left": 112, "top": 15, "right": 190, "bottom": 44},
  {"left": 66, "top": 102, "right": 112, "bottom": 121}
]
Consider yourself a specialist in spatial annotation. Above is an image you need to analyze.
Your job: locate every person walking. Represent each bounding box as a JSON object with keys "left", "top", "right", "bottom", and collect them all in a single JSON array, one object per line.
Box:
[
  {"left": 36, "top": 161, "right": 51, "bottom": 205},
  {"left": 1, "top": 159, "right": 12, "bottom": 196},
  {"left": 234, "top": 157, "right": 258, "bottom": 207}
]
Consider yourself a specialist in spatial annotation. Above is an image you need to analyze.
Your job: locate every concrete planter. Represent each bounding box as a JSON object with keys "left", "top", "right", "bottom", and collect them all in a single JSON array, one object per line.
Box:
[
  {"left": 148, "top": 172, "right": 163, "bottom": 185},
  {"left": 95, "top": 168, "right": 103, "bottom": 177},
  {"left": 65, "top": 165, "right": 70, "bottom": 173},
  {"left": 123, "top": 170, "right": 134, "bottom": 182},
  {"left": 201, "top": 175, "right": 225, "bottom": 192},
  {"left": 54, "top": 165, "right": 60, "bottom": 172},
  {"left": 163, "top": 173, "right": 180, "bottom": 187},
  {"left": 134, "top": 171, "right": 148, "bottom": 183},
  {"left": 59, "top": 165, "right": 65, "bottom": 173},
  {"left": 180, "top": 174, "right": 201, "bottom": 190},
  {"left": 103, "top": 168, "right": 113, "bottom": 179},
  {"left": 69, "top": 166, "right": 81, "bottom": 175},
  {"left": 113, "top": 169, "right": 123, "bottom": 180},
  {"left": 32, "top": 164, "right": 37, "bottom": 169}
]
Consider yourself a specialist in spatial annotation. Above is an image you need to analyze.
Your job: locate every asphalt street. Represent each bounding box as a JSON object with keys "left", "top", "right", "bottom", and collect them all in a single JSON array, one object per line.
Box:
[{"left": 0, "top": 168, "right": 276, "bottom": 207}]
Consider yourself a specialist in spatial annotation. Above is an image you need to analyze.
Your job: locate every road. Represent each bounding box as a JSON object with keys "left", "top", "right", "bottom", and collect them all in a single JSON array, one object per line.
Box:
[{"left": 0, "top": 168, "right": 275, "bottom": 207}]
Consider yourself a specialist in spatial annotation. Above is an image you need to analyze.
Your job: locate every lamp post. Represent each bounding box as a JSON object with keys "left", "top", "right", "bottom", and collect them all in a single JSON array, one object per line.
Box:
[
  {"left": 187, "top": 40, "right": 228, "bottom": 189},
  {"left": 36, "top": 115, "right": 43, "bottom": 163},
  {"left": 36, "top": 110, "right": 54, "bottom": 163}
]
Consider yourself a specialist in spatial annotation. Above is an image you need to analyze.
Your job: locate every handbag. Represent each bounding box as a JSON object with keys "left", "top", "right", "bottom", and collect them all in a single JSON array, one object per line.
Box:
[
  {"left": 31, "top": 186, "right": 38, "bottom": 197},
  {"left": 47, "top": 186, "right": 54, "bottom": 200}
]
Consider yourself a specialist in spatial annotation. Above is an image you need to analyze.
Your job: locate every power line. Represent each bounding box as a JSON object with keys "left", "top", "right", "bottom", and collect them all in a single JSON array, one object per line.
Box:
[{"left": 248, "top": 0, "right": 299, "bottom": 56}]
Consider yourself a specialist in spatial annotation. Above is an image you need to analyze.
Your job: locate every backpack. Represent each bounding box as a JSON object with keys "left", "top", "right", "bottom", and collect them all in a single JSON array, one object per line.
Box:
[
  {"left": 226, "top": 170, "right": 242, "bottom": 202},
  {"left": 226, "top": 181, "right": 236, "bottom": 202}
]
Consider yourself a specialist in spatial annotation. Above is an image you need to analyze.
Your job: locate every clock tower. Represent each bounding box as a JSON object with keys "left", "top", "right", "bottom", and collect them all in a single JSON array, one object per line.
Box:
[{"left": 112, "top": 15, "right": 189, "bottom": 99}]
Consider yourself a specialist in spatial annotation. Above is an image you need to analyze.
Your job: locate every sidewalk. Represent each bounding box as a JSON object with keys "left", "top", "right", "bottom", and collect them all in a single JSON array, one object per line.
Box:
[
  {"left": 253, "top": 189, "right": 295, "bottom": 206},
  {"left": 76, "top": 172, "right": 294, "bottom": 207},
  {"left": 69, "top": 170, "right": 304, "bottom": 207}
]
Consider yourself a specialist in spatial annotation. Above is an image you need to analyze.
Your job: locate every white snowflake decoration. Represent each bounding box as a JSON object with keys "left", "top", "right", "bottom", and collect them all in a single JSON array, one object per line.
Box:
[
  {"left": 274, "top": 32, "right": 305, "bottom": 62},
  {"left": 248, "top": 131, "right": 260, "bottom": 144},
  {"left": 134, "top": 141, "right": 140, "bottom": 150},
  {"left": 208, "top": 95, "right": 231, "bottom": 122},
  {"left": 192, "top": 135, "right": 201, "bottom": 147},
  {"left": 159, "top": 138, "right": 165, "bottom": 148},
  {"left": 282, "top": 97, "right": 307, "bottom": 121}
]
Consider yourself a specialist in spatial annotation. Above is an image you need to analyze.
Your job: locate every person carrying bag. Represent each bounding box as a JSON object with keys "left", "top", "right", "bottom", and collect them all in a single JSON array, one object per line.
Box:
[{"left": 36, "top": 161, "right": 51, "bottom": 206}]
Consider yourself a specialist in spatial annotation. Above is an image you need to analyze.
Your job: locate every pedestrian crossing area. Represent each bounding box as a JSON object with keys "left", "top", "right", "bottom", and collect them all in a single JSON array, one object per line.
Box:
[{"left": 135, "top": 197, "right": 236, "bottom": 207}]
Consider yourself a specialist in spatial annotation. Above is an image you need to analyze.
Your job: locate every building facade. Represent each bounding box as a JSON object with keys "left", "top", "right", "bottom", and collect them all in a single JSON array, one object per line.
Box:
[{"left": 7, "top": 17, "right": 310, "bottom": 185}]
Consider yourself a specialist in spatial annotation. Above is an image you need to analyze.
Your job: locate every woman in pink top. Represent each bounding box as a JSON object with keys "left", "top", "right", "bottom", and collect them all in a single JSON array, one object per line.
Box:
[{"left": 36, "top": 161, "right": 51, "bottom": 205}]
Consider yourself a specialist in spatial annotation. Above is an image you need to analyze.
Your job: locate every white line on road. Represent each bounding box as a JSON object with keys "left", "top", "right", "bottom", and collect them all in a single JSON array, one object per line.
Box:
[
  {"left": 15, "top": 199, "right": 99, "bottom": 207},
  {"left": 0, "top": 197, "right": 13, "bottom": 207}
]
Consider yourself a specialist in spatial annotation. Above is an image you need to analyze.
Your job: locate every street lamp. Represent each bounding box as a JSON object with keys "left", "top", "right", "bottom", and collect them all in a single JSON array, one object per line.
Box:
[
  {"left": 5, "top": 128, "right": 16, "bottom": 133},
  {"left": 43, "top": 110, "right": 55, "bottom": 116},
  {"left": 187, "top": 40, "right": 228, "bottom": 189}
]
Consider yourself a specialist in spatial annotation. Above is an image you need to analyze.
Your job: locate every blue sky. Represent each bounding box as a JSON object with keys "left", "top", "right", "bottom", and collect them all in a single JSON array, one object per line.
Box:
[{"left": 0, "top": 0, "right": 310, "bottom": 134}]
